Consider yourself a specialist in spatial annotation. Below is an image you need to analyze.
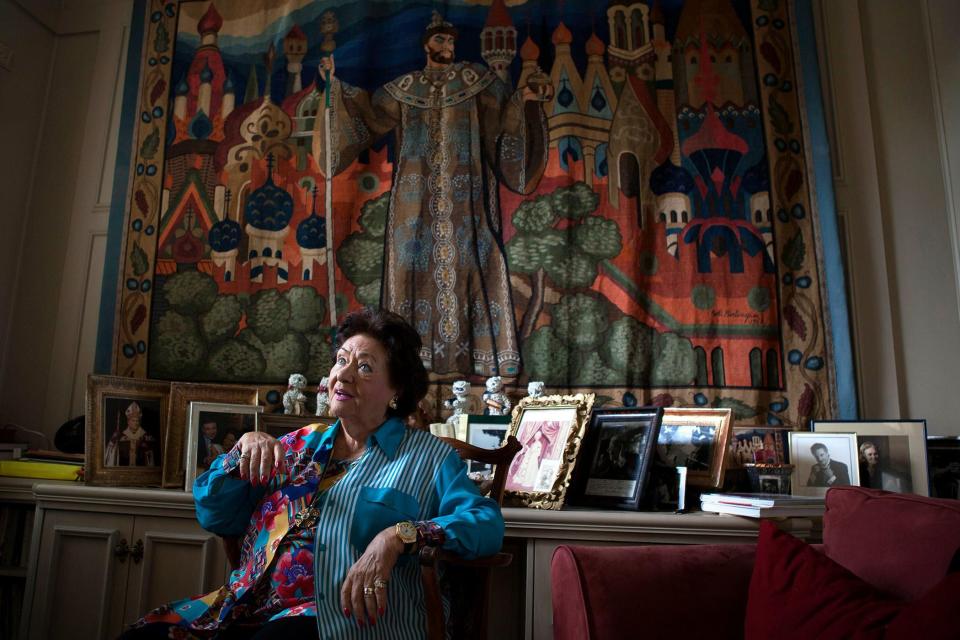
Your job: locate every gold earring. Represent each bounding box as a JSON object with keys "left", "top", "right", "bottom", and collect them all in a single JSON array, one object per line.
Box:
[{"left": 389, "top": 397, "right": 398, "bottom": 410}]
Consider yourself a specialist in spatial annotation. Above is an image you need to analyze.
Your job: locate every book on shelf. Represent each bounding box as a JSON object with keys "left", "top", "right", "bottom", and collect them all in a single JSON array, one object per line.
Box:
[
  {"left": 18, "top": 449, "right": 85, "bottom": 464},
  {"left": 0, "top": 442, "right": 30, "bottom": 460},
  {"left": 700, "top": 492, "right": 825, "bottom": 518},
  {"left": 0, "top": 459, "right": 82, "bottom": 481}
]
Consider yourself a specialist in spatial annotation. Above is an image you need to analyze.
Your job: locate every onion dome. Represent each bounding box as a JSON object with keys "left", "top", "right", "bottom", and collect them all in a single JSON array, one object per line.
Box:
[
  {"left": 650, "top": 162, "right": 695, "bottom": 196},
  {"left": 484, "top": 0, "right": 513, "bottom": 28},
  {"left": 223, "top": 73, "right": 235, "bottom": 94},
  {"left": 208, "top": 219, "right": 242, "bottom": 252},
  {"left": 245, "top": 156, "right": 294, "bottom": 231},
  {"left": 552, "top": 22, "right": 572, "bottom": 46},
  {"left": 520, "top": 36, "right": 540, "bottom": 61},
  {"left": 199, "top": 61, "right": 214, "bottom": 84},
  {"left": 296, "top": 215, "right": 326, "bottom": 249},
  {"left": 176, "top": 77, "right": 189, "bottom": 96},
  {"left": 742, "top": 160, "right": 770, "bottom": 194},
  {"left": 585, "top": 33, "right": 605, "bottom": 57},
  {"left": 198, "top": 3, "right": 223, "bottom": 36},
  {"left": 285, "top": 24, "right": 307, "bottom": 43}
]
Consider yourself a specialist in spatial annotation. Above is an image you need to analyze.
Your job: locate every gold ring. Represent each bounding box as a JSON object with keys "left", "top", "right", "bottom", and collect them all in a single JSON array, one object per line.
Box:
[
  {"left": 374, "top": 577, "right": 387, "bottom": 590},
  {"left": 363, "top": 586, "right": 375, "bottom": 596}
]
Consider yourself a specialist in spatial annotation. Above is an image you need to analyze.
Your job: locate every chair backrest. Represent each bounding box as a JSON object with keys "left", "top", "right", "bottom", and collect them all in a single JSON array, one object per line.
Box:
[
  {"left": 438, "top": 435, "right": 522, "bottom": 504},
  {"left": 421, "top": 435, "right": 522, "bottom": 640}
]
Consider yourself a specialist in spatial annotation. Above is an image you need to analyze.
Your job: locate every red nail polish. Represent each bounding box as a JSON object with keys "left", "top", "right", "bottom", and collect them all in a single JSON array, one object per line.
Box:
[
  {"left": 260, "top": 474, "right": 267, "bottom": 484},
  {"left": 357, "top": 618, "right": 365, "bottom": 628},
  {"left": 378, "top": 607, "right": 384, "bottom": 617},
  {"left": 369, "top": 616, "right": 376, "bottom": 627},
  {"left": 343, "top": 608, "right": 350, "bottom": 617}
]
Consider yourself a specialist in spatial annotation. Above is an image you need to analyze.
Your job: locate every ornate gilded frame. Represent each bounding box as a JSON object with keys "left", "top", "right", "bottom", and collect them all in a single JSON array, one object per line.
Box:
[
  {"left": 658, "top": 407, "right": 733, "bottom": 488},
  {"left": 163, "top": 382, "right": 259, "bottom": 488},
  {"left": 503, "top": 393, "right": 595, "bottom": 509},
  {"left": 85, "top": 375, "right": 170, "bottom": 486}
]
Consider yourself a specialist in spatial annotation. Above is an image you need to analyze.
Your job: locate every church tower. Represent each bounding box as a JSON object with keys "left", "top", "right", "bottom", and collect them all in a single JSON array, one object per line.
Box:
[
  {"left": 481, "top": 0, "right": 517, "bottom": 86},
  {"left": 284, "top": 25, "right": 307, "bottom": 96}
]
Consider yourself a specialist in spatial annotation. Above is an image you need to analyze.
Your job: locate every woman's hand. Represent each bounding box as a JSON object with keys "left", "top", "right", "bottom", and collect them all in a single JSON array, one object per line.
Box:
[
  {"left": 235, "top": 431, "right": 285, "bottom": 486},
  {"left": 341, "top": 527, "right": 403, "bottom": 628}
]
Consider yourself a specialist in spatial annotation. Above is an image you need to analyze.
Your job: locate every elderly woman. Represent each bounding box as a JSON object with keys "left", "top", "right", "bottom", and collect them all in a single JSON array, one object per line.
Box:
[{"left": 123, "top": 309, "right": 504, "bottom": 639}]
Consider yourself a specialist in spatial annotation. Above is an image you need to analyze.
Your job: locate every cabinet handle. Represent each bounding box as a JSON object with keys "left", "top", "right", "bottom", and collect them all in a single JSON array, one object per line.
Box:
[
  {"left": 114, "top": 538, "right": 130, "bottom": 562},
  {"left": 131, "top": 539, "right": 144, "bottom": 564}
]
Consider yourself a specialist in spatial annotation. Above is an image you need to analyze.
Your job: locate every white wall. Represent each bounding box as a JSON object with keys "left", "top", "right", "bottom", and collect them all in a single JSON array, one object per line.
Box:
[
  {"left": 0, "top": 0, "right": 132, "bottom": 443},
  {"left": 816, "top": 0, "right": 960, "bottom": 435}
]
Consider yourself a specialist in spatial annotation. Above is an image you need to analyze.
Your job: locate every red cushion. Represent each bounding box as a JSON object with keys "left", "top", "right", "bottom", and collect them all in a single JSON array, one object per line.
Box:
[
  {"left": 746, "top": 520, "right": 960, "bottom": 640},
  {"left": 824, "top": 486, "right": 960, "bottom": 599}
]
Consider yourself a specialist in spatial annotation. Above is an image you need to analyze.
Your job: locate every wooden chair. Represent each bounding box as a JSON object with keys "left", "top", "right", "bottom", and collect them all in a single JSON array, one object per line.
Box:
[{"left": 420, "top": 435, "right": 522, "bottom": 640}]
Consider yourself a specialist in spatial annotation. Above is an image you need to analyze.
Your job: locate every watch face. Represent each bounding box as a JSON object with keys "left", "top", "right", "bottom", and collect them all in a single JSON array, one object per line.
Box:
[{"left": 396, "top": 521, "right": 417, "bottom": 543}]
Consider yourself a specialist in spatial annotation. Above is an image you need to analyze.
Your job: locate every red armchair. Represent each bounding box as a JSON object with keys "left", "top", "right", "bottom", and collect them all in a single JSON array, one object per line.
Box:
[{"left": 551, "top": 487, "right": 960, "bottom": 640}]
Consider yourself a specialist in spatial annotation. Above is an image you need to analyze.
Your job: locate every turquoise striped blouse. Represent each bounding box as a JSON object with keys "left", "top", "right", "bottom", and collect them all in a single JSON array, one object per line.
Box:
[{"left": 194, "top": 417, "right": 505, "bottom": 638}]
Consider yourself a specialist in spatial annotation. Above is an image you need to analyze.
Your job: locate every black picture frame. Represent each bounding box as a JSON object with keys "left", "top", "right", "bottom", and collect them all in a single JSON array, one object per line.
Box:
[
  {"left": 567, "top": 407, "right": 663, "bottom": 510},
  {"left": 927, "top": 436, "right": 960, "bottom": 500}
]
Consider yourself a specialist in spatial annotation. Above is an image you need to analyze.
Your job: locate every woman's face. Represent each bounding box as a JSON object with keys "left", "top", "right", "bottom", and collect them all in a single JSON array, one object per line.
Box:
[{"left": 328, "top": 333, "right": 398, "bottom": 431}]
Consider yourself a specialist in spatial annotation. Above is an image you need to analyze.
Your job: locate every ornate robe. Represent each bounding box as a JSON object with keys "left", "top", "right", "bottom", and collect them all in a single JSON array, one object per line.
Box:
[{"left": 314, "top": 62, "right": 548, "bottom": 376}]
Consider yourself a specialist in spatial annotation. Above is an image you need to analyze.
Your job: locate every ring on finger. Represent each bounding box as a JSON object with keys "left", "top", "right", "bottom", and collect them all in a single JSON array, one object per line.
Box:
[
  {"left": 374, "top": 577, "right": 387, "bottom": 590},
  {"left": 363, "top": 586, "right": 375, "bottom": 597}
]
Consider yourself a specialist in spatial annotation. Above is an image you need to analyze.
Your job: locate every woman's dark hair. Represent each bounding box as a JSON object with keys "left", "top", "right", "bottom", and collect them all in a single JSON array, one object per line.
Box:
[{"left": 335, "top": 308, "right": 429, "bottom": 420}]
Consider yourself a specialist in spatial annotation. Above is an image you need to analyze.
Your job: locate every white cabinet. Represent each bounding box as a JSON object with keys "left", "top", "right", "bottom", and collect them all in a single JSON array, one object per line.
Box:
[{"left": 21, "top": 484, "right": 229, "bottom": 640}]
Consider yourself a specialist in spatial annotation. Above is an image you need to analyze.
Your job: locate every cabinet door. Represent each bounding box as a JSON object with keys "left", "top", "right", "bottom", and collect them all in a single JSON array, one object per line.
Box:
[
  {"left": 26, "top": 509, "right": 131, "bottom": 640},
  {"left": 121, "top": 514, "right": 228, "bottom": 627}
]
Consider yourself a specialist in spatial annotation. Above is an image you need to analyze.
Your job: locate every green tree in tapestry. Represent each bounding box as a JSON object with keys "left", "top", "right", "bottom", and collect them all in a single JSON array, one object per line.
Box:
[
  {"left": 149, "top": 271, "right": 331, "bottom": 383},
  {"left": 337, "top": 192, "right": 388, "bottom": 306}
]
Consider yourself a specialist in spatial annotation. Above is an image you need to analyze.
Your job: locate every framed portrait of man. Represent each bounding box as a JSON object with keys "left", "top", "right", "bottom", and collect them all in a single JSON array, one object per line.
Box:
[
  {"left": 656, "top": 408, "right": 732, "bottom": 488},
  {"left": 85, "top": 375, "right": 170, "bottom": 486},
  {"left": 185, "top": 402, "right": 263, "bottom": 489},
  {"left": 789, "top": 431, "right": 860, "bottom": 498}
]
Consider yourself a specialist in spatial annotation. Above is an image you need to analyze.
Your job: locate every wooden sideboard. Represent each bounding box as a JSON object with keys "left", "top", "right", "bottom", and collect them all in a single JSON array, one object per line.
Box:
[{"left": 11, "top": 483, "right": 819, "bottom": 640}]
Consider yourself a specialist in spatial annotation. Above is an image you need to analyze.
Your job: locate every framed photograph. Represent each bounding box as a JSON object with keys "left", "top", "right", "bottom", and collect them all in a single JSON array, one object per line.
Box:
[
  {"left": 789, "top": 431, "right": 860, "bottom": 498},
  {"left": 567, "top": 408, "right": 663, "bottom": 510},
  {"left": 813, "top": 420, "right": 929, "bottom": 496},
  {"left": 728, "top": 427, "right": 790, "bottom": 468},
  {"left": 927, "top": 436, "right": 960, "bottom": 499},
  {"left": 504, "top": 393, "right": 595, "bottom": 510},
  {"left": 656, "top": 408, "right": 732, "bottom": 488},
  {"left": 464, "top": 415, "right": 511, "bottom": 478},
  {"left": 185, "top": 402, "right": 262, "bottom": 490},
  {"left": 259, "top": 413, "right": 335, "bottom": 439},
  {"left": 85, "top": 375, "right": 170, "bottom": 486},
  {"left": 162, "top": 383, "right": 259, "bottom": 488}
]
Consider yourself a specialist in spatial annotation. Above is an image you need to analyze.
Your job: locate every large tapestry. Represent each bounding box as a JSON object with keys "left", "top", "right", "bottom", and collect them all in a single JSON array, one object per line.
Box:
[{"left": 110, "top": 0, "right": 840, "bottom": 426}]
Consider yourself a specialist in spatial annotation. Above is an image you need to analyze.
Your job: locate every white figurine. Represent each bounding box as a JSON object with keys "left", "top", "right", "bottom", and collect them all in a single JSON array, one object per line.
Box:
[
  {"left": 315, "top": 376, "right": 330, "bottom": 417},
  {"left": 283, "top": 373, "right": 308, "bottom": 416},
  {"left": 527, "top": 380, "right": 545, "bottom": 399},
  {"left": 443, "top": 380, "right": 471, "bottom": 425},
  {"left": 482, "top": 376, "right": 512, "bottom": 416}
]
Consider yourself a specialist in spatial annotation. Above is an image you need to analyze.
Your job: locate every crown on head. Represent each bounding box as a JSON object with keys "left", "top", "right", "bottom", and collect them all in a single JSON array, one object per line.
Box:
[{"left": 427, "top": 10, "right": 453, "bottom": 32}]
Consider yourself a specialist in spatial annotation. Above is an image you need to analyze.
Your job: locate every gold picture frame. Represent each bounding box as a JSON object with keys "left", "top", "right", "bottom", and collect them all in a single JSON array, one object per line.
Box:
[
  {"left": 185, "top": 401, "right": 263, "bottom": 490},
  {"left": 85, "top": 375, "right": 170, "bottom": 486},
  {"left": 259, "top": 413, "right": 336, "bottom": 439},
  {"left": 657, "top": 407, "right": 733, "bottom": 488},
  {"left": 503, "top": 393, "right": 595, "bottom": 510},
  {"left": 162, "top": 382, "right": 259, "bottom": 488}
]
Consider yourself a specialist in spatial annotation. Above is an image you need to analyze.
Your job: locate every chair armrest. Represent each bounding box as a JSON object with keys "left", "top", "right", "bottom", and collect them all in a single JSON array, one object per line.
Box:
[
  {"left": 551, "top": 544, "right": 757, "bottom": 640},
  {"left": 419, "top": 547, "right": 513, "bottom": 569}
]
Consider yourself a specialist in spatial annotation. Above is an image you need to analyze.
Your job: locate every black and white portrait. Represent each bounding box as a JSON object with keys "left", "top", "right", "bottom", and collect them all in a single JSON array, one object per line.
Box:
[
  {"left": 857, "top": 435, "right": 912, "bottom": 493},
  {"left": 789, "top": 432, "right": 859, "bottom": 498},
  {"left": 657, "top": 424, "right": 715, "bottom": 471}
]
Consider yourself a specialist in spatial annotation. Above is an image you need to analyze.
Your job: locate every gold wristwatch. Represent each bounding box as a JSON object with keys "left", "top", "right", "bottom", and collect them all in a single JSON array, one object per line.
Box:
[{"left": 395, "top": 521, "right": 418, "bottom": 553}]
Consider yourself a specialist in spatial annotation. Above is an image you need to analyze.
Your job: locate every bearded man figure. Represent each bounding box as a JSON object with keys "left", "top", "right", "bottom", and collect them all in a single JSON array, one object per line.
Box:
[{"left": 314, "top": 11, "right": 552, "bottom": 377}]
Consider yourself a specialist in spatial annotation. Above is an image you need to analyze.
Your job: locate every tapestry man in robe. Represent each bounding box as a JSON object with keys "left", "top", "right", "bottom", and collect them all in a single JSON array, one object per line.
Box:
[{"left": 313, "top": 11, "right": 553, "bottom": 377}]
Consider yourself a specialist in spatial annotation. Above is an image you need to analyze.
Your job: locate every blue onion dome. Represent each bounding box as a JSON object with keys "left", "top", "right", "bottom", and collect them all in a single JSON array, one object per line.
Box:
[
  {"left": 208, "top": 219, "right": 242, "bottom": 252},
  {"left": 245, "top": 159, "right": 294, "bottom": 231},
  {"left": 176, "top": 76, "right": 189, "bottom": 96},
  {"left": 650, "top": 162, "right": 694, "bottom": 196},
  {"left": 742, "top": 160, "right": 770, "bottom": 194},
  {"left": 297, "top": 215, "right": 326, "bottom": 249},
  {"left": 199, "top": 61, "right": 214, "bottom": 84}
]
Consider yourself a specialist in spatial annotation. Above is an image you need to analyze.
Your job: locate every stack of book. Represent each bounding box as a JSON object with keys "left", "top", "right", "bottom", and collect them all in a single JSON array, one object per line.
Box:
[
  {"left": 700, "top": 492, "right": 825, "bottom": 518},
  {"left": 0, "top": 449, "right": 83, "bottom": 481}
]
